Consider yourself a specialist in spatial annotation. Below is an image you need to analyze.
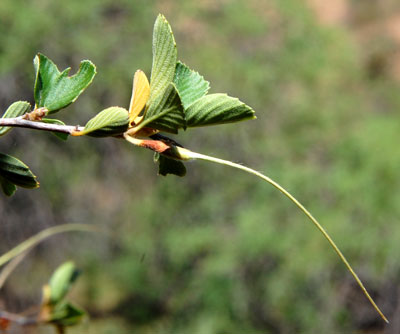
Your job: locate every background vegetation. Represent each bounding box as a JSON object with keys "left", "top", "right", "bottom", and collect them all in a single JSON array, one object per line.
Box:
[{"left": 1, "top": 0, "right": 400, "bottom": 333}]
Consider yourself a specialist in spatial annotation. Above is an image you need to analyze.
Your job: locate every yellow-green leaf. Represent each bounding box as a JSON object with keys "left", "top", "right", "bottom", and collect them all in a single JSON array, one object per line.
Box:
[
  {"left": 48, "top": 261, "right": 79, "bottom": 305},
  {"left": 77, "top": 107, "right": 129, "bottom": 137},
  {"left": 0, "top": 101, "right": 31, "bottom": 136}
]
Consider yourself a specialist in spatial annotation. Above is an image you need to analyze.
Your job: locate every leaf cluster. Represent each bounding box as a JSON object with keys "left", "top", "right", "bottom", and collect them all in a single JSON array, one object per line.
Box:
[
  {"left": 0, "top": 14, "right": 255, "bottom": 195},
  {"left": 125, "top": 15, "right": 255, "bottom": 175}
]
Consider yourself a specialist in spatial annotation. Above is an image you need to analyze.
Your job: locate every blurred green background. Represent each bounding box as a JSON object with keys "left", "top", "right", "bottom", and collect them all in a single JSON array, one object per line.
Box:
[{"left": 1, "top": 0, "right": 400, "bottom": 333}]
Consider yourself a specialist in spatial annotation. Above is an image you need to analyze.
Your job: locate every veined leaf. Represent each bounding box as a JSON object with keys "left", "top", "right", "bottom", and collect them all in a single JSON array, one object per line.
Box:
[
  {"left": 48, "top": 261, "right": 80, "bottom": 306},
  {"left": 154, "top": 153, "right": 186, "bottom": 177},
  {"left": 173, "top": 61, "right": 209, "bottom": 109},
  {"left": 42, "top": 118, "right": 69, "bottom": 141},
  {"left": 129, "top": 70, "right": 150, "bottom": 124},
  {"left": 34, "top": 53, "right": 96, "bottom": 113},
  {"left": 0, "top": 175, "right": 16, "bottom": 196},
  {"left": 142, "top": 83, "right": 184, "bottom": 134},
  {"left": 0, "top": 101, "right": 31, "bottom": 136},
  {"left": 148, "top": 14, "right": 177, "bottom": 108},
  {"left": 0, "top": 153, "right": 39, "bottom": 189},
  {"left": 185, "top": 94, "right": 256, "bottom": 127},
  {"left": 77, "top": 107, "right": 129, "bottom": 137}
]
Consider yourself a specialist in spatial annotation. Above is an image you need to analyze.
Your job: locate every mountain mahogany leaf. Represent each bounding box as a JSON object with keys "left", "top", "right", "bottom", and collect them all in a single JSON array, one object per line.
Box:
[
  {"left": 154, "top": 153, "right": 186, "bottom": 176},
  {"left": 148, "top": 14, "right": 177, "bottom": 108},
  {"left": 173, "top": 61, "right": 210, "bottom": 109},
  {"left": 0, "top": 101, "right": 31, "bottom": 136},
  {"left": 0, "top": 153, "right": 39, "bottom": 189},
  {"left": 33, "top": 53, "right": 96, "bottom": 113},
  {"left": 185, "top": 94, "right": 256, "bottom": 127},
  {"left": 142, "top": 83, "right": 184, "bottom": 134},
  {"left": 0, "top": 175, "right": 16, "bottom": 196},
  {"left": 78, "top": 107, "right": 129, "bottom": 137},
  {"left": 49, "top": 261, "right": 79, "bottom": 305},
  {"left": 42, "top": 118, "right": 69, "bottom": 141},
  {"left": 129, "top": 70, "right": 150, "bottom": 124}
]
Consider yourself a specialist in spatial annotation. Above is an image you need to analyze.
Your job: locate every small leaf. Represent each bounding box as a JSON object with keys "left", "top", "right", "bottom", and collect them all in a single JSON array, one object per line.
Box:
[
  {"left": 42, "top": 118, "right": 69, "bottom": 141},
  {"left": 148, "top": 14, "right": 177, "bottom": 108},
  {"left": 129, "top": 70, "right": 150, "bottom": 124},
  {"left": 0, "top": 101, "right": 31, "bottom": 136},
  {"left": 48, "top": 302, "right": 85, "bottom": 326},
  {"left": 0, "top": 153, "right": 39, "bottom": 189},
  {"left": 0, "top": 175, "right": 16, "bottom": 196},
  {"left": 48, "top": 261, "right": 80, "bottom": 306},
  {"left": 34, "top": 53, "right": 96, "bottom": 113},
  {"left": 77, "top": 107, "right": 129, "bottom": 137},
  {"left": 154, "top": 153, "right": 186, "bottom": 177},
  {"left": 173, "top": 61, "right": 209, "bottom": 109},
  {"left": 185, "top": 94, "right": 256, "bottom": 127},
  {"left": 142, "top": 83, "right": 184, "bottom": 134}
]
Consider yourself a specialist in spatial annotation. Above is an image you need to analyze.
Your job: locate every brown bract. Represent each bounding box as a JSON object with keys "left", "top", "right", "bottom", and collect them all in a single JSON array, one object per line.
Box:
[{"left": 137, "top": 138, "right": 171, "bottom": 154}]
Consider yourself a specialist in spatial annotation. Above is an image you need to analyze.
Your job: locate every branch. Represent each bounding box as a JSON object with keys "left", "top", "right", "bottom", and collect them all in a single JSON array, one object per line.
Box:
[{"left": 0, "top": 117, "right": 84, "bottom": 134}]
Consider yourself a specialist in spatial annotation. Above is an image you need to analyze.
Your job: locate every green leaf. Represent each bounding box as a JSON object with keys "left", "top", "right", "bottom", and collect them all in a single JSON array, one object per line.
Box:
[
  {"left": 48, "top": 302, "right": 85, "bottom": 326},
  {"left": 0, "top": 101, "right": 31, "bottom": 136},
  {"left": 148, "top": 14, "right": 177, "bottom": 108},
  {"left": 142, "top": 83, "right": 184, "bottom": 134},
  {"left": 185, "top": 94, "right": 256, "bottom": 127},
  {"left": 173, "top": 61, "right": 210, "bottom": 109},
  {"left": 42, "top": 118, "right": 69, "bottom": 141},
  {"left": 34, "top": 53, "right": 96, "bottom": 113},
  {"left": 154, "top": 153, "right": 186, "bottom": 177},
  {"left": 0, "top": 153, "right": 39, "bottom": 189},
  {"left": 0, "top": 175, "right": 16, "bottom": 196},
  {"left": 49, "top": 261, "right": 80, "bottom": 306},
  {"left": 79, "top": 107, "right": 129, "bottom": 137}
]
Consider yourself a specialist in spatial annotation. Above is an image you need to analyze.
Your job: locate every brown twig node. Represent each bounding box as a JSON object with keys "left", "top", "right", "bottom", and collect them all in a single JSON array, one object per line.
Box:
[{"left": 23, "top": 107, "right": 48, "bottom": 121}]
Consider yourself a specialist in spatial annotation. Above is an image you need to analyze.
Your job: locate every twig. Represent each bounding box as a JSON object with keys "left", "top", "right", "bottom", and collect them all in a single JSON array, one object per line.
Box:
[{"left": 0, "top": 117, "right": 84, "bottom": 134}]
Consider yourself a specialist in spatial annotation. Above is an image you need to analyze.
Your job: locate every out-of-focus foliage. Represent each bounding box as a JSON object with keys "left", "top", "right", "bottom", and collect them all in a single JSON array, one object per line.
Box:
[{"left": 1, "top": 0, "right": 400, "bottom": 333}]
